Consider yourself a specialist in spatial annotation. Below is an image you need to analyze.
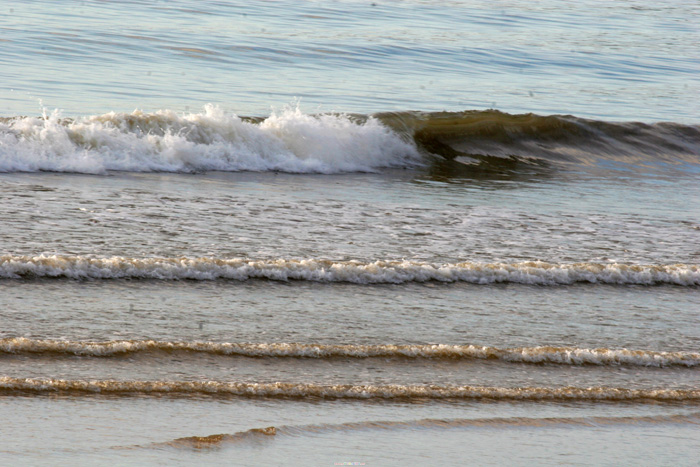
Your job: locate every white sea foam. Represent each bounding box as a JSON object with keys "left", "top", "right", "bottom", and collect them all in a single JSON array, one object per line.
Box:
[
  {"left": 1, "top": 377, "right": 697, "bottom": 401},
  {"left": 0, "top": 255, "right": 697, "bottom": 285},
  {"left": 0, "top": 106, "right": 422, "bottom": 174},
  {"left": 2, "top": 338, "right": 698, "bottom": 367}
]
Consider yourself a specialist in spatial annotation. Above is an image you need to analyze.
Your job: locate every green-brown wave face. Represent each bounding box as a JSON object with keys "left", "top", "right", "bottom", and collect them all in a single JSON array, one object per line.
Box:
[{"left": 375, "top": 110, "right": 700, "bottom": 167}]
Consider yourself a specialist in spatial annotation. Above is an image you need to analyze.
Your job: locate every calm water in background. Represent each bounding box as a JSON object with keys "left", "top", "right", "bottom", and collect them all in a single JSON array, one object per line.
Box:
[
  {"left": 1, "top": 1, "right": 700, "bottom": 465},
  {"left": 2, "top": 0, "right": 699, "bottom": 121}
]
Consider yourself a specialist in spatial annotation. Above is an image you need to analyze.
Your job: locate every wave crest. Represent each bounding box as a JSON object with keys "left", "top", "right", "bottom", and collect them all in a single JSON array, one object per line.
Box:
[
  {"left": 1, "top": 377, "right": 697, "bottom": 401},
  {"left": 0, "top": 105, "right": 421, "bottom": 174},
  {"left": 2, "top": 107, "right": 698, "bottom": 175},
  {"left": 1, "top": 255, "right": 697, "bottom": 285},
  {"left": 379, "top": 110, "right": 700, "bottom": 166},
  {"left": 3, "top": 339, "right": 698, "bottom": 367}
]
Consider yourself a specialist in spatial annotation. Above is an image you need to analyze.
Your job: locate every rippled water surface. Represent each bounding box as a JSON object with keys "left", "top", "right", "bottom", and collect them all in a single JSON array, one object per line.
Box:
[
  {"left": 2, "top": 0, "right": 699, "bottom": 120},
  {"left": 1, "top": 0, "right": 699, "bottom": 465}
]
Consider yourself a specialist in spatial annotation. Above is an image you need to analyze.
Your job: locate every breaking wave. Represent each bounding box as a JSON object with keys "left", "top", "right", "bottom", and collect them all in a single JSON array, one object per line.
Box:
[
  {"left": 3, "top": 338, "right": 699, "bottom": 367},
  {"left": 1, "top": 255, "right": 697, "bottom": 285},
  {"left": 0, "top": 105, "right": 421, "bottom": 174},
  {"left": 1, "top": 377, "right": 698, "bottom": 401},
  {"left": 1, "top": 106, "right": 698, "bottom": 174}
]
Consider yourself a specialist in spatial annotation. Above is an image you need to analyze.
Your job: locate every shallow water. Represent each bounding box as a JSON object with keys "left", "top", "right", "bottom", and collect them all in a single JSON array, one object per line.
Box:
[{"left": 1, "top": 0, "right": 699, "bottom": 465}]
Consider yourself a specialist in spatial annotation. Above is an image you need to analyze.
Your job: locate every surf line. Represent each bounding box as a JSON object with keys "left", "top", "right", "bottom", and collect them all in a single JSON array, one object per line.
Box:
[
  {"left": 1, "top": 256, "right": 698, "bottom": 285},
  {"left": 2, "top": 339, "right": 699, "bottom": 367},
  {"left": 1, "top": 378, "right": 699, "bottom": 402}
]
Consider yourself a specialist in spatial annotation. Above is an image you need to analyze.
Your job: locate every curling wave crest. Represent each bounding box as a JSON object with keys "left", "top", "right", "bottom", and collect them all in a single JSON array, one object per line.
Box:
[
  {"left": 1, "top": 255, "right": 698, "bottom": 285},
  {"left": 0, "top": 105, "right": 421, "bottom": 174},
  {"left": 4, "top": 107, "right": 699, "bottom": 175}
]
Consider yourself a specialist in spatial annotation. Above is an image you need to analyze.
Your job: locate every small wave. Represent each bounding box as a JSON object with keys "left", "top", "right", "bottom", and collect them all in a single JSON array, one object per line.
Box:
[
  {"left": 1, "top": 255, "right": 698, "bottom": 285},
  {"left": 154, "top": 413, "right": 700, "bottom": 449},
  {"left": 164, "top": 427, "right": 277, "bottom": 450},
  {"left": 1, "top": 377, "right": 697, "bottom": 401},
  {"left": 3, "top": 339, "right": 699, "bottom": 367},
  {"left": 280, "top": 413, "right": 700, "bottom": 434}
]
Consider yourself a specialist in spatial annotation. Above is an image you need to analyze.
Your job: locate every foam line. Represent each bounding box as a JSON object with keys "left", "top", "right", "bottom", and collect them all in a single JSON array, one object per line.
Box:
[
  {"left": 1, "top": 255, "right": 698, "bottom": 285},
  {"left": 1, "top": 377, "right": 698, "bottom": 401}
]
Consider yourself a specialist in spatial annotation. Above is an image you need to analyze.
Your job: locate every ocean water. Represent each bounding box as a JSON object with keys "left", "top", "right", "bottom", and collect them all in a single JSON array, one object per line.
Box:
[{"left": 1, "top": 0, "right": 699, "bottom": 465}]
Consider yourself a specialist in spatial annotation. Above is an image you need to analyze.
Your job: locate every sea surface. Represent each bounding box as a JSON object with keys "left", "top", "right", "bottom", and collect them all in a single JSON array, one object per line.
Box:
[{"left": 1, "top": 0, "right": 699, "bottom": 465}]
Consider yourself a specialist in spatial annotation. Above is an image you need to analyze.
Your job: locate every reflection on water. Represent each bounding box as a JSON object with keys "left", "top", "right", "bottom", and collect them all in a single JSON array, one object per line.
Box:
[{"left": 422, "top": 156, "right": 554, "bottom": 185}]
